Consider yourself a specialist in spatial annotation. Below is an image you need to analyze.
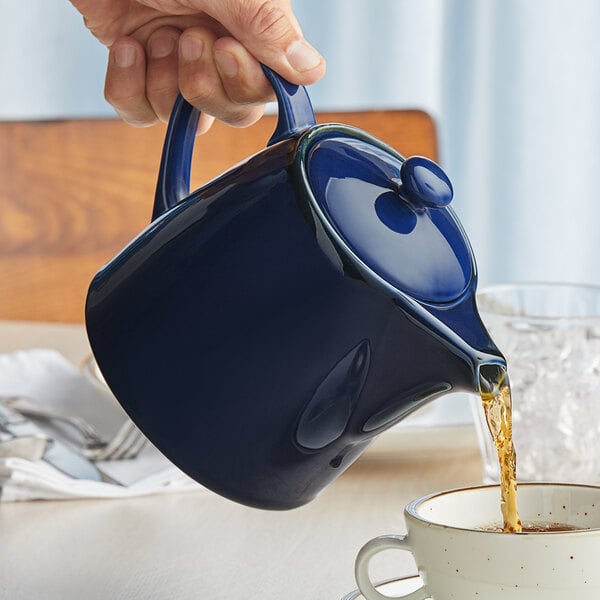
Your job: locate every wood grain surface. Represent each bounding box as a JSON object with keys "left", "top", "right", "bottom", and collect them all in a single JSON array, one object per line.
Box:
[{"left": 0, "top": 110, "right": 437, "bottom": 323}]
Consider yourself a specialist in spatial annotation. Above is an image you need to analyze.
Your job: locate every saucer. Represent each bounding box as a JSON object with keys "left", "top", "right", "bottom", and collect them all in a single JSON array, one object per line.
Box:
[{"left": 342, "top": 575, "right": 428, "bottom": 600}]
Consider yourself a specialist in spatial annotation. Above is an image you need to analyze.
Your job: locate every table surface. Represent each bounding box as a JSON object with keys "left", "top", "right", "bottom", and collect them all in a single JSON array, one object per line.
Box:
[{"left": 0, "top": 320, "right": 483, "bottom": 600}]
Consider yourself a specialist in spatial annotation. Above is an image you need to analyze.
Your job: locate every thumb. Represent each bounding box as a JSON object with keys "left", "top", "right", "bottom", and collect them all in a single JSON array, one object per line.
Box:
[{"left": 200, "top": 0, "right": 325, "bottom": 84}]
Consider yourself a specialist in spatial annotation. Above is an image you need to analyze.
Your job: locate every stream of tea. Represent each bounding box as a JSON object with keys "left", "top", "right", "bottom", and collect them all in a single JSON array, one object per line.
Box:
[{"left": 480, "top": 369, "right": 522, "bottom": 533}]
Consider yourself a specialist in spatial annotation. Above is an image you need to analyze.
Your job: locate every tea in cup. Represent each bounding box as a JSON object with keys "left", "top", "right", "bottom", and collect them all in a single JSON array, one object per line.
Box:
[{"left": 355, "top": 483, "right": 600, "bottom": 599}]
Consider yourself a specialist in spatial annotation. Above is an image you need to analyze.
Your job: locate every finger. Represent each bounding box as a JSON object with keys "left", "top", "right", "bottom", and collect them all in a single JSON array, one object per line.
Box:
[
  {"left": 213, "top": 36, "right": 275, "bottom": 105},
  {"left": 178, "top": 27, "right": 266, "bottom": 128},
  {"left": 198, "top": 114, "right": 216, "bottom": 135},
  {"left": 146, "top": 26, "right": 182, "bottom": 122},
  {"left": 105, "top": 37, "right": 158, "bottom": 127},
  {"left": 202, "top": 0, "right": 326, "bottom": 85}
]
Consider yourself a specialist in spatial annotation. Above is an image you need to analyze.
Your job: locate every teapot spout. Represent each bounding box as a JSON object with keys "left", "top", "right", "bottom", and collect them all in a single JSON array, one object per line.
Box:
[
  {"left": 415, "top": 292, "right": 507, "bottom": 395},
  {"left": 478, "top": 362, "right": 509, "bottom": 396}
]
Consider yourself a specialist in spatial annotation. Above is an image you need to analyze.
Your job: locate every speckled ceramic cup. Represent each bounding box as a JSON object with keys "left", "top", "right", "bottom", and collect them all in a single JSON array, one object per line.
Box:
[{"left": 355, "top": 483, "right": 600, "bottom": 599}]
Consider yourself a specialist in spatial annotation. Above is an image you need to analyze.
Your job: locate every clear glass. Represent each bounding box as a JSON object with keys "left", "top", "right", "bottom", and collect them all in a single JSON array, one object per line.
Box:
[{"left": 471, "top": 282, "right": 600, "bottom": 484}]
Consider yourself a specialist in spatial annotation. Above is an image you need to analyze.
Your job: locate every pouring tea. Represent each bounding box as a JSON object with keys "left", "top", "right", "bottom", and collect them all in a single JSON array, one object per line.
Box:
[{"left": 86, "top": 67, "right": 507, "bottom": 510}]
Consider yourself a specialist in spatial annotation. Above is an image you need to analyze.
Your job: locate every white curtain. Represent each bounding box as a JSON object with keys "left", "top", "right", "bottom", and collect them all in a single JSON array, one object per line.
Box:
[
  {"left": 1, "top": 0, "right": 600, "bottom": 287},
  {"left": 439, "top": 0, "right": 600, "bottom": 287},
  {"left": 0, "top": 0, "right": 108, "bottom": 119}
]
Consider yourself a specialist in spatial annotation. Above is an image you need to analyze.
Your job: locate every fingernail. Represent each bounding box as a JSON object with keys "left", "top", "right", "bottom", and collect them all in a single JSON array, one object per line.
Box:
[
  {"left": 180, "top": 36, "right": 204, "bottom": 62},
  {"left": 114, "top": 45, "right": 136, "bottom": 68},
  {"left": 150, "top": 35, "right": 176, "bottom": 59},
  {"left": 215, "top": 50, "right": 239, "bottom": 78},
  {"left": 286, "top": 40, "right": 322, "bottom": 72}
]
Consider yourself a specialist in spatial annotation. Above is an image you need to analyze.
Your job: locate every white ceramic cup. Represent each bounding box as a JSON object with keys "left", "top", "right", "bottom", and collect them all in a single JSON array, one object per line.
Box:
[{"left": 355, "top": 483, "right": 600, "bottom": 599}]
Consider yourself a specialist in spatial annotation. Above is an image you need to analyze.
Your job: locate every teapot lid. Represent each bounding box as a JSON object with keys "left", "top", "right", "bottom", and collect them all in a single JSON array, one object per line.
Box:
[{"left": 299, "top": 129, "right": 474, "bottom": 304}]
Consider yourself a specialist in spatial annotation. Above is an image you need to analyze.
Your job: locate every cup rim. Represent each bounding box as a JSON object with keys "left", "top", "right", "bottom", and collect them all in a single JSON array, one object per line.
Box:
[{"left": 405, "top": 482, "right": 600, "bottom": 535}]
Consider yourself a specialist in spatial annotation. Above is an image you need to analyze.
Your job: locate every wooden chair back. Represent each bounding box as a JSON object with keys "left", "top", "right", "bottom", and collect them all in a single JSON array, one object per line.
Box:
[{"left": 0, "top": 110, "right": 437, "bottom": 322}]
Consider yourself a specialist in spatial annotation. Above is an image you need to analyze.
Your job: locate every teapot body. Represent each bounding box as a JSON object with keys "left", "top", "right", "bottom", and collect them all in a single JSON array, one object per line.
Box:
[
  {"left": 87, "top": 68, "right": 505, "bottom": 509},
  {"left": 87, "top": 133, "right": 484, "bottom": 508}
]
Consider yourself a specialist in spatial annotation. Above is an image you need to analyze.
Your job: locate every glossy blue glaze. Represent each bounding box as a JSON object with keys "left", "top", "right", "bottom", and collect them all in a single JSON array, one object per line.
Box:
[
  {"left": 152, "top": 95, "right": 200, "bottom": 220},
  {"left": 86, "top": 68, "right": 505, "bottom": 509},
  {"left": 262, "top": 65, "right": 316, "bottom": 146},
  {"left": 400, "top": 156, "right": 453, "bottom": 208},
  {"left": 302, "top": 133, "right": 471, "bottom": 304}
]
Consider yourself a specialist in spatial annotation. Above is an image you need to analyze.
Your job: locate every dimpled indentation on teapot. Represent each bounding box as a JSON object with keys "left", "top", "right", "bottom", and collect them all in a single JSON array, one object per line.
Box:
[{"left": 296, "top": 339, "right": 370, "bottom": 450}]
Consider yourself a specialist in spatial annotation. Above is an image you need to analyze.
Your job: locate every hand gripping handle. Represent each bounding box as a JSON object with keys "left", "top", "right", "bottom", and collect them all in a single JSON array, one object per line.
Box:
[{"left": 152, "top": 65, "right": 316, "bottom": 221}]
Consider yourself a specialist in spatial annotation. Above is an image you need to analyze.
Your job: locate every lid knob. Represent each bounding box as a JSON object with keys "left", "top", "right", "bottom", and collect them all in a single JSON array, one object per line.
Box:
[{"left": 399, "top": 156, "right": 453, "bottom": 209}]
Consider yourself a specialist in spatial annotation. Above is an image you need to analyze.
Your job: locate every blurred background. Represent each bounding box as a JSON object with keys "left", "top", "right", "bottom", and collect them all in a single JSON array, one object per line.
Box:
[{"left": 1, "top": 0, "right": 599, "bottom": 287}]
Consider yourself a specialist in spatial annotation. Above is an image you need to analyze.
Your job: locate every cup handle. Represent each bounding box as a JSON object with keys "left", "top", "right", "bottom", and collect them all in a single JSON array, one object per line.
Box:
[{"left": 355, "top": 535, "right": 429, "bottom": 600}]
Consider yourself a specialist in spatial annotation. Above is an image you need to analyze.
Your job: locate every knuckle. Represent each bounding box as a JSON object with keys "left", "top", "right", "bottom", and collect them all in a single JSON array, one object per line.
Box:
[
  {"left": 104, "top": 81, "right": 139, "bottom": 106},
  {"left": 147, "top": 82, "right": 177, "bottom": 101},
  {"left": 179, "top": 74, "right": 214, "bottom": 106},
  {"left": 241, "top": 0, "right": 291, "bottom": 44},
  {"left": 225, "top": 85, "right": 270, "bottom": 106},
  {"left": 223, "top": 106, "right": 264, "bottom": 128},
  {"left": 104, "top": 87, "right": 157, "bottom": 126},
  {"left": 147, "top": 88, "right": 178, "bottom": 120},
  {"left": 103, "top": 82, "right": 127, "bottom": 105},
  {"left": 146, "top": 65, "right": 178, "bottom": 96},
  {"left": 114, "top": 107, "right": 158, "bottom": 128}
]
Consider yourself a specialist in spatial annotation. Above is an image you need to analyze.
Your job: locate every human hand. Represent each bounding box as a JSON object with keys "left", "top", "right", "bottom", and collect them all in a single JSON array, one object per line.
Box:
[{"left": 70, "top": 0, "right": 326, "bottom": 131}]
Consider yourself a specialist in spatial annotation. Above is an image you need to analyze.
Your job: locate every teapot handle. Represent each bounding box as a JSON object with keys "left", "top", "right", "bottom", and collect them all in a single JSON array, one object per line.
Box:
[{"left": 152, "top": 65, "right": 317, "bottom": 220}]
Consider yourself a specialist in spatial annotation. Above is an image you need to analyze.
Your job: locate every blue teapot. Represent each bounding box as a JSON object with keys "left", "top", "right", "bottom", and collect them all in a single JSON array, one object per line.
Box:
[{"left": 86, "top": 67, "right": 505, "bottom": 509}]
